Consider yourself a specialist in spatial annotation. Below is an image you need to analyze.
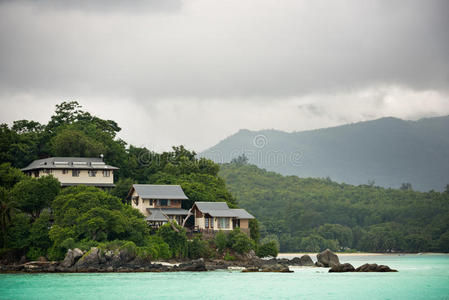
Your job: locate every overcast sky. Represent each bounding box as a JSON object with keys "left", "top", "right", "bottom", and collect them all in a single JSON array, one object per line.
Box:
[{"left": 0, "top": 0, "right": 448, "bottom": 152}]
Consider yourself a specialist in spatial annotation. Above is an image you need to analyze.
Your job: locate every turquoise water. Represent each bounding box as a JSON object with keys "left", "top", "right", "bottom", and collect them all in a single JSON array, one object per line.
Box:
[{"left": 1, "top": 254, "right": 448, "bottom": 299}]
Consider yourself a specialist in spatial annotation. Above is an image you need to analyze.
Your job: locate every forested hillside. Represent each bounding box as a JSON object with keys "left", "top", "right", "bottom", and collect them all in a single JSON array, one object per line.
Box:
[
  {"left": 0, "top": 101, "right": 255, "bottom": 261},
  {"left": 202, "top": 116, "right": 449, "bottom": 192},
  {"left": 220, "top": 162, "right": 449, "bottom": 253}
]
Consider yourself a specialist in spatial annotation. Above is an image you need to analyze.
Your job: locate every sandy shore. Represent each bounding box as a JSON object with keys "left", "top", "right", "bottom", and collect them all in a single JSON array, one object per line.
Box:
[{"left": 278, "top": 253, "right": 388, "bottom": 259}]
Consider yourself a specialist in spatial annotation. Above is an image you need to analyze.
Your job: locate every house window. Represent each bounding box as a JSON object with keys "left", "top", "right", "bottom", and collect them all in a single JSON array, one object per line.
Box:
[
  {"left": 150, "top": 199, "right": 154, "bottom": 206},
  {"left": 103, "top": 170, "right": 110, "bottom": 177},
  {"left": 219, "top": 218, "right": 229, "bottom": 229},
  {"left": 43, "top": 169, "right": 51, "bottom": 174},
  {"left": 210, "top": 218, "right": 214, "bottom": 228},
  {"left": 62, "top": 169, "right": 69, "bottom": 174},
  {"left": 160, "top": 199, "right": 168, "bottom": 206},
  {"left": 205, "top": 218, "right": 209, "bottom": 228},
  {"left": 72, "top": 170, "right": 80, "bottom": 177},
  {"left": 88, "top": 170, "right": 97, "bottom": 177}
]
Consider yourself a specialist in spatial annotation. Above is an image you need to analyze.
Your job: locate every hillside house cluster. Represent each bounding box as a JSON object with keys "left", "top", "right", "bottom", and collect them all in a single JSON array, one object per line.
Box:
[{"left": 22, "top": 157, "right": 254, "bottom": 234}]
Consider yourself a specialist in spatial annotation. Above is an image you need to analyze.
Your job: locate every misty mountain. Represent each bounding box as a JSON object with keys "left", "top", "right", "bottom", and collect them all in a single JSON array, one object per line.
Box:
[{"left": 200, "top": 116, "right": 449, "bottom": 191}]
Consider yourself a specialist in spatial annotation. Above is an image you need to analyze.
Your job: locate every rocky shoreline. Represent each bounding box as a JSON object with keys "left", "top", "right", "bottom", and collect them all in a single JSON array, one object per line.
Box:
[{"left": 0, "top": 248, "right": 397, "bottom": 273}]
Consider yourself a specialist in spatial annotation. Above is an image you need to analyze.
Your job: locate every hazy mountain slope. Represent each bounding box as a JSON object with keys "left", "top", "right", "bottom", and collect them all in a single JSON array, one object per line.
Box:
[
  {"left": 219, "top": 163, "right": 449, "bottom": 252},
  {"left": 201, "top": 116, "right": 449, "bottom": 191}
]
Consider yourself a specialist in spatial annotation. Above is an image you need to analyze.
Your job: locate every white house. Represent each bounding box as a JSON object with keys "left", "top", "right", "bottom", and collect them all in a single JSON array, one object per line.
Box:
[
  {"left": 127, "top": 184, "right": 190, "bottom": 228},
  {"left": 189, "top": 202, "right": 254, "bottom": 234},
  {"left": 21, "top": 157, "right": 118, "bottom": 189}
]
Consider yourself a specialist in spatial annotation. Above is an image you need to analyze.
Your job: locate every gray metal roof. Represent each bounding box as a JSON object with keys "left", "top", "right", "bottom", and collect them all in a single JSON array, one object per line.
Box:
[
  {"left": 207, "top": 210, "right": 239, "bottom": 217},
  {"left": 21, "top": 157, "right": 118, "bottom": 171},
  {"left": 133, "top": 184, "right": 188, "bottom": 200},
  {"left": 194, "top": 202, "right": 229, "bottom": 211},
  {"left": 145, "top": 210, "right": 167, "bottom": 222},
  {"left": 193, "top": 202, "right": 254, "bottom": 219},
  {"left": 230, "top": 209, "right": 255, "bottom": 219},
  {"left": 145, "top": 208, "right": 189, "bottom": 222}
]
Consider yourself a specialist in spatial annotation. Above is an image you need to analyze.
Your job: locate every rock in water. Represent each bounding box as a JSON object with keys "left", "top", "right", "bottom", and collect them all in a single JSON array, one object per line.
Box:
[
  {"left": 75, "top": 247, "right": 100, "bottom": 267},
  {"left": 317, "top": 249, "right": 340, "bottom": 267},
  {"left": 242, "top": 267, "right": 259, "bottom": 272},
  {"left": 355, "top": 263, "right": 397, "bottom": 272},
  {"left": 61, "top": 248, "right": 85, "bottom": 268},
  {"left": 329, "top": 263, "right": 355, "bottom": 272},
  {"left": 260, "top": 264, "right": 293, "bottom": 273},
  {"left": 178, "top": 258, "right": 207, "bottom": 271},
  {"left": 289, "top": 257, "right": 302, "bottom": 266},
  {"left": 300, "top": 255, "right": 314, "bottom": 266}
]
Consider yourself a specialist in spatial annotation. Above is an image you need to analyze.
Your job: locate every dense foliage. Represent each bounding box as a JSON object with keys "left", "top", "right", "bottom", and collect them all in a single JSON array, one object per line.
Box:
[
  {"left": 0, "top": 102, "right": 249, "bottom": 261},
  {"left": 220, "top": 163, "right": 449, "bottom": 253}
]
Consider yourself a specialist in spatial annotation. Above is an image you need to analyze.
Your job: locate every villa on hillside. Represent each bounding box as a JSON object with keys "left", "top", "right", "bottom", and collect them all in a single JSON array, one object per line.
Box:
[
  {"left": 21, "top": 157, "right": 118, "bottom": 189},
  {"left": 189, "top": 202, "right": 254, "bottom": 234},
  {"left": 127, "top": 184, "right": 255, "bottom": 234},
  {"left": 127, "top": 184, "right": 190, "bottom": 228}
]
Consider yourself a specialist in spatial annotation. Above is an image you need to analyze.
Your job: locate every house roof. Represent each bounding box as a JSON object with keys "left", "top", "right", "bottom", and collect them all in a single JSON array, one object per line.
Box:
[
  {"left": 194, "top": 202, "right": 229, "bottom": 211},
  {"left": 145, "top": 208, "right": 189, "bottom": 222},
  {"left": 193, "top": 202, "right": 254, "bottom": 219},
  {"left": 21, "top": 157, "right": 118, "bottom": 171},
  {"left": 132, "top": 184, "right": 188, "bottom": 200},
  {"left": 230, "top": 209, "right": 255, "bottom": 219}
]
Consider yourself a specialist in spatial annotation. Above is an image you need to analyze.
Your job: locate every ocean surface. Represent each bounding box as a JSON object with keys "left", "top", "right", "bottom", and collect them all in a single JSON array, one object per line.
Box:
[{"left": 0, "top": 254, "right": 448, "bottom": 299}]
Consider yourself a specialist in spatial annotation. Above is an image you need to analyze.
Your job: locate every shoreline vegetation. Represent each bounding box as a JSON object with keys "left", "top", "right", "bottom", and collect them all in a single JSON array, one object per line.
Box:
[{"left": 1, "top": 101, "right": 448, "bottom": 268}]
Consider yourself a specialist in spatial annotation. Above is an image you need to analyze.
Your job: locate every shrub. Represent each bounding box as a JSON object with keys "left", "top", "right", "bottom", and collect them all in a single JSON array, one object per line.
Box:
[
  {"left": 224, "top": 252, "right": 236, "bottom": 261},
  {"left": 187, "top": 236, "right": 213, "bottom": 259},
  {"left": 214, "top": 231, "right": 227, "bottom": 253},
  {"left": 145, "top": 235, "right": 171, "bottom": 260},
  {"left": 228, "top": 228, "right": 254, "bottom": 254},
  {"left": 26, "top": 247, "right": 46, "bottom": 260},
  {"left": 256, "top": 241, "right": 279, "bottom": 258},
  {"left": 157, "top": 222, "right": 187, "bottom": 258},
  {"left": 120, "top": 241, "right": 137, "bottom": 257}
]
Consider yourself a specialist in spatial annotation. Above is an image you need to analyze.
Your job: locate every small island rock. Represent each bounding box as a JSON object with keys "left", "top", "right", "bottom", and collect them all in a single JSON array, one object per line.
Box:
[
  {"left": 329, "top": 263, "right": 355, "bottom": 273},
  {"left": 317, "top": 249, "right": 340, "bottom": 268},
  {"left": 355, "top": 263, "right": 397, "bottom": 272},
  {"left": 300, "top": 255, "right": 314, "bottom": 266}
]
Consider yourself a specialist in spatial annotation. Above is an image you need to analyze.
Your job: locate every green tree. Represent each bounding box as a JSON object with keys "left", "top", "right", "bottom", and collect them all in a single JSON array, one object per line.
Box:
[
  {"left": 257, "top": 240, "right": 279, "bottom": 258},
  {"left": 231, "top": 154, "right": 249, "bottom": 165},
  {"left": 157, "top": 222, "right": 187, "bottom": 258},
  {"left": 112, "top": 178, "right": 134, "bottom": 204},
  {"left": 0, "top": 187, "right": 14, "bottom": 248},
  {"left": 249, "top": 219, "right": 260, "bottom": 243},
  {"left": 49, "top": 186, "right": 149, "bottom": 256},
  {"left": 50, "top": 128, "right": 105, "bottom": 157},
  {"left": 227, "top": 228, "right": 254, "bottom": 254},
  {"left": 13, "top": 175, "right": 60, "bottom": 220},
  {"left": 0, "top": 163, "right": 26, "bottom": 189}
]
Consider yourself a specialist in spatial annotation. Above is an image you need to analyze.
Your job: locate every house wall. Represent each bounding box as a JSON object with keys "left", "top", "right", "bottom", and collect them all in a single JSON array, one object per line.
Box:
[
  {"left": 239, "top": 219, "right": 249, "bottom": 229},
  {"left": 131, "top": 190, "right": 150, "bottom": 217},
  {"left": 154, "top": 199, "right": 182, "bottom": 208},
  {"left": 194, "top": 214, "right": 233, "bottom": 231},
  {"left": 31, "top": 169, "right": 114, "bottom": 185}
]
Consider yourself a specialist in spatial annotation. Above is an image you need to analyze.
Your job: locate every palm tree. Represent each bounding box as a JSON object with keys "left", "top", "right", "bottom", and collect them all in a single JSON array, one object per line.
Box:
[{"left": 0, "top": 187, "right": 14, "bottom": 248}]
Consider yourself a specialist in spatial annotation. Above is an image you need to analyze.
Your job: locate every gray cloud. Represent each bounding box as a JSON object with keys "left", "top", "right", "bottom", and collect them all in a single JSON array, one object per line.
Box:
[
  {"left": 0, "top": 0, "right": 448, "bottom": 151},
  {"left": 0, "top": 0, "right": 448, "bottom": 99}
]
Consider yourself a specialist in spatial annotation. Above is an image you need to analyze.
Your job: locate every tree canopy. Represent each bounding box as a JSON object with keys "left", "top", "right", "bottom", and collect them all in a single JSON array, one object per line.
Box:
[{"left": 220, "top": 163, "right": 449, "bottom": 253}]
